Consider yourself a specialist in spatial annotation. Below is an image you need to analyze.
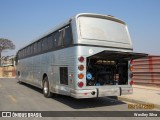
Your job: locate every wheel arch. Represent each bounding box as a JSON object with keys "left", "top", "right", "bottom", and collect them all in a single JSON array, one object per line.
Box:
[
  {"left": 42, "top": 73, "right": 48, "bottom": 87},
  {"left": 42, "top": 73, "right": 53, "bottom": 98}
]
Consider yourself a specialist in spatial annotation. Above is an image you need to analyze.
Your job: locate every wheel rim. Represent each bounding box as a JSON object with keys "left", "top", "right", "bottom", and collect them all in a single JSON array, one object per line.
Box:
[{"left": 43, "top": 81, "right": 48, "bottom": 94}]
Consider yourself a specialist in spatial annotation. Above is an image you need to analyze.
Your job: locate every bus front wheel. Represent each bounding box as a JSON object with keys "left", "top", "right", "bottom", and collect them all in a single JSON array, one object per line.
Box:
[{"left": 43, "top": 76, "right": 53, "bottom": 98}]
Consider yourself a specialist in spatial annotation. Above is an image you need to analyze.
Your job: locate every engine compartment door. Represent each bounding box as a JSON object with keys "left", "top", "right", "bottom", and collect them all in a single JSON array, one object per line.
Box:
[{"left": 89, "top": 50, "right": 148, "bottom": 60}]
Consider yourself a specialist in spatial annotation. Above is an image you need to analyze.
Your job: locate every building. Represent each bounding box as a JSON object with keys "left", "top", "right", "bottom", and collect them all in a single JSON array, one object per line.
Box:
[{"left": 0, "top": 55, "right": 16, "bottom": 77}]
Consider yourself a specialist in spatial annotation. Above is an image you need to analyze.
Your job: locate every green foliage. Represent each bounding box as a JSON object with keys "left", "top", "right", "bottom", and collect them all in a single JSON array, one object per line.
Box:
[
  {"left": 0, "top": 38, "right": 15, "bottom": 66},
  {"left": 0, "top": 38, "right": 15, "bottom": 52}
]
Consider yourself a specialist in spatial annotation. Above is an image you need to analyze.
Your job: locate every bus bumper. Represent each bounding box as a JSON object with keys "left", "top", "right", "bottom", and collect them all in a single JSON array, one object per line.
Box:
[
  {"left": 70, "top": 89, "right": 97, "bottom": 98},
  {"left": 70, "top": 86, "right": 133, "bottom": 99}
]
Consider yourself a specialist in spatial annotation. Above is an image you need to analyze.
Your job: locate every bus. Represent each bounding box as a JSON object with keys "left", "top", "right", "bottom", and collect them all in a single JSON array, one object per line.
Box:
[{"left": 16, "top": 13, "right": 147, "bottom": 98}]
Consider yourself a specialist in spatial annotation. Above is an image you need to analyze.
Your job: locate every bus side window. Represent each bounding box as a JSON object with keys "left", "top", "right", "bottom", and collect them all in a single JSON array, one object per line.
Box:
[
  {"left": 21, "top": 50, "right": 23, "bottom": 58},
  {"left": 37, "top": 41, "right": 41, "bottom": 53},
  {"left": 26, "top": 47, "right": 28, "bottom": 57},
  {"left": 18, "top": 51, "right": 21, "bottom": 59},
  {"left": 23, "top": 48, "right": 26, "bottom": 57},
  {"left": 24, "top": 47, "right": 27, "bottom": 57},
  {"left": 21, "top": 49, "right": 23, "bottom": 58},
  {"left": 47, "top": 34, "right": 54, "bottom": 50},
  {"left": 42, "top": 38, "right": 47, "bottom": 51},
  {"left": 34, "top": 42, "right": 38, "bottom": 54},
  {"left": 28, "top": 46, "right": 30, "bottom": 56},
  {"left": 63, "top": 26, "right": 72, "bottom": 47},
  {"left": 31, "top": 44, "right": 34, "bottom": 55},
  {"left": 23, "top": 49, "right": 25, "bottom": 57},
  {"left": 54, "top": 30, "right": 63, "bottom": 48}
]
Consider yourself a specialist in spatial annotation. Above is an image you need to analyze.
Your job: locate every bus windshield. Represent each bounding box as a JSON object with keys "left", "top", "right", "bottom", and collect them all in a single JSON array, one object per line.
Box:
[{"left": 78, "top": 16, "right": 131, "bottom": 45}]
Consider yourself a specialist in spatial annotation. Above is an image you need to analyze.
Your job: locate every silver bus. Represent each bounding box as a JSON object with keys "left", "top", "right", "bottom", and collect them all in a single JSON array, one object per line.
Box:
[{"left": 16, "top": 13, "right": 147, "bottom": 98}]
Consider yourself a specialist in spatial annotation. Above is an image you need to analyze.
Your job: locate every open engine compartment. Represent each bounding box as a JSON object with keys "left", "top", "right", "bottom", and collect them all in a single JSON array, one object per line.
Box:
[
  {"left": 86, "top": 58, "right": 128, "bottom": 86},
  {"left": 86, "top": 50, "right": 148, "bottom": 86}
]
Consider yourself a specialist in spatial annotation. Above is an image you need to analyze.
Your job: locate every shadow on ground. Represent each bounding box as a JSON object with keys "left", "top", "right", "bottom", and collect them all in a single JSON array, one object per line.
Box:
[
  {"left": 53, "top": 95, "right": 125, "bottom": 109},
  {"left": 19, "top": 81, "right": 126, "bottom": 109},
  {"left": 18, "top": 81, "right": 43, "bottom": 94}
]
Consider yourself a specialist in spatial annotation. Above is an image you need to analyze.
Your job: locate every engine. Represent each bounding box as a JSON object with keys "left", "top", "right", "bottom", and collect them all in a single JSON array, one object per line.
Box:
[{"left": 86, "top": 59, "right": 128, "bottom": 86}]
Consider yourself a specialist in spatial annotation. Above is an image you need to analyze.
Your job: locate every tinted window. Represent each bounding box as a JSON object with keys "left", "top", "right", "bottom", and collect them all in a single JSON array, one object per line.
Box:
[
  {"left": 18, "top": 24, "right": 72, "bottom": 59},
  {"left": 37, "top": 40, "right": 41, "bottom": 53},
  {"left": 42, "top": 38, "right": 48, "bottom": 51},
  {"left": 30, "top": 44, "right": 34, "bottom": 55},
  {"left": 54, "top": 30, "right": 62, "bottom": 47},
  {"left": 21, "top": 49, "right": 23, "bottom": 57},
  {"left": 27, "top": 46, "right": 30, "bottom": 56},
  {"left": 63, "top": 26, "right": 72, "bottom": 46},
  {"left": 25, "top": 47, "right": 28, "bottom": 56},
  {"left": 47, "top": 35, "right": 54, "bottom": 49},
  {"left": 79, "top": 17, "right": 130, "bottom": 44},
  {"left": 34, "top": 42, "right": 38, "bottom": 54},
  {"left": 18, "top": 51, "right": 21, "bottom": 58},
  {"left": 23, "top": 48, "right": 26, "bottom": 57}
]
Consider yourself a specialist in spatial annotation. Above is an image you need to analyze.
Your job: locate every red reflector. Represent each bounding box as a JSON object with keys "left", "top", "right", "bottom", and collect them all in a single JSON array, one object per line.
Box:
[
  {"left": 130, "top": 80, "right": 134, "bottom": 85},
  {"left": 78, "top": 82, "right": 84, "bottom": 88},
  {"left": 130, "top": 73, "right": 133, "bottom": 78},
  {"left": 78, "top": 65, "right": 84, "bottom": 71},
  {"left": 130, "top": 60, "right": 134, "bottom": 64},
  {"left": 130, "top": 66, "right": 134, "bottom": 71},
  {"left": 78, "top": 56, "right": 84, "bottom": 62}
]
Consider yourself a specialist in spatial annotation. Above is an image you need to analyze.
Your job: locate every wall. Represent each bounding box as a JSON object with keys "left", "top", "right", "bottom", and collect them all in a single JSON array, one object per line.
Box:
[
  {"left": 0, "top": 66, "right": 16, "bottom": 78},
  {"left": 133, "top": 56, "right": 160, "bottom": 86}
]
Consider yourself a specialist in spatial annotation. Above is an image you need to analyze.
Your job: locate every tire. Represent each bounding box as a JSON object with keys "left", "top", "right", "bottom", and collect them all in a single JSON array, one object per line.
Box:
[{"left": 43, "top": 76, "right": 53, "bottom": 98}]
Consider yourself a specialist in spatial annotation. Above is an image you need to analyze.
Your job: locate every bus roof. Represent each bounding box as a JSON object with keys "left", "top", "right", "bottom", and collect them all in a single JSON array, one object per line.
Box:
[
  {"left": 75, "top": 13, "right": 126, "bottom": 25},
  {"left": 18, "top": 13, "right": 125, "bottom": 52}
]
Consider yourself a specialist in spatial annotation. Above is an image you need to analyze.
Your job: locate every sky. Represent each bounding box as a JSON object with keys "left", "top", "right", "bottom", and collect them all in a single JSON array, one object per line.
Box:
[{"left": 0, "top": 0, "right": 160, "bottom": 56}]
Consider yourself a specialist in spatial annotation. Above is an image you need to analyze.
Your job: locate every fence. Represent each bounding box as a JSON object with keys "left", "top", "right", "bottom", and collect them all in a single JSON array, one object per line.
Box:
[
  {"left": 132, "top": 55, "right": 160, "bottom": 86},
  {"left": 0, "top": 66, "right": 16, "bottom": 78}
]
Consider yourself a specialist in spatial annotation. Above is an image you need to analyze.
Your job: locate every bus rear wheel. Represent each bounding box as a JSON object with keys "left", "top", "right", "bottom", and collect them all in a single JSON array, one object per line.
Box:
[{"left": 43, "top": 76, "right": 53, "bottom": 98}]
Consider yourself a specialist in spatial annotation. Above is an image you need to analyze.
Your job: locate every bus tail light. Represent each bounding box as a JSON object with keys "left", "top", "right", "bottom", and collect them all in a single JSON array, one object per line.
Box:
[
  {"left": 78, "top": 56, "right": 84, "bottom": 62},
  {"left": 130, "top": 60, "right": 134, "bottom": 64},
  {"left": 130, "top": 80, "right": 134, "bottom": 85},
  {"left": 78, "top": 73, "right": 84, "bottom": 79},
  {"left": 78, "top": 81, "right": 84, "bottom": 88},
  {"left": 78, "top": 65, "right": 84, "bottom": 71},
  {"left": 130, "top": 66, "right": 134, "bottom": 71},
  {"left": 130, "top": 72, "right": 133, "bottom": 78},
  {"left": 130, "top": 60, "right": 134, "bottom": 71}
]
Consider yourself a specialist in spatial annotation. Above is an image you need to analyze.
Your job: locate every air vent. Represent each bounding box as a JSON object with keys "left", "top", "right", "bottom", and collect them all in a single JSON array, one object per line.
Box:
[{"left": 60, "top": 67, "right": 68, "bottom": 85}]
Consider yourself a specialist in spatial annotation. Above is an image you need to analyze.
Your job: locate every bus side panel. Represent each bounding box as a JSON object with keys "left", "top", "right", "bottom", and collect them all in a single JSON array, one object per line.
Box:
[
  {"left": 17, "top": 55, "right": 42, "bottom": 88},
  {"left": 45, "top": 47, "right": 78, "bottom": 95}
]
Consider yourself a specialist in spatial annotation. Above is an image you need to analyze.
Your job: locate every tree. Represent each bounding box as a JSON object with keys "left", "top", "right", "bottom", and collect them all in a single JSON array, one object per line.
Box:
[{"left": 0, "top": 38, "right": 15, "bottom": 66}]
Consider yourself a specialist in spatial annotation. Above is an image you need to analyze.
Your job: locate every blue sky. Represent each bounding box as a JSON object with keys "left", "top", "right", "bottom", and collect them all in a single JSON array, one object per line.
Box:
[{"left": 0, "top": 0, "right": 160, "bottom": 56}]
